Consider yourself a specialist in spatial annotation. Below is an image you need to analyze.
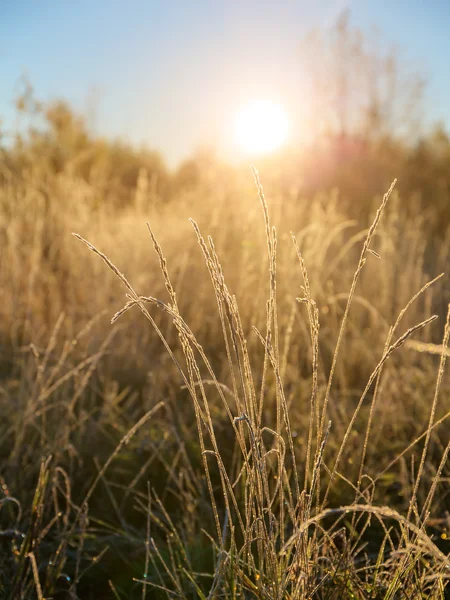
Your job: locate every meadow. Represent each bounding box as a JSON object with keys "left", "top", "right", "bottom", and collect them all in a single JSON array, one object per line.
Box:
[{"left": 1, "top": 100, "right": 450, "bottom": 599}]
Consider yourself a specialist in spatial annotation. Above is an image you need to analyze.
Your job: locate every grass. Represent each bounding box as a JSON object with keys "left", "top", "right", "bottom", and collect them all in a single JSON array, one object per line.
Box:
[{"left": 1, "top": 162, "right": 450, "bottom": 598}]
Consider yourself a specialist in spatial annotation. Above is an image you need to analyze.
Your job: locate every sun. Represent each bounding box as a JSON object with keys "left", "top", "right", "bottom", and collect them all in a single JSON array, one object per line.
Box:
[{"left": 234, "top": 100, "right": 290, "bottom": 155}]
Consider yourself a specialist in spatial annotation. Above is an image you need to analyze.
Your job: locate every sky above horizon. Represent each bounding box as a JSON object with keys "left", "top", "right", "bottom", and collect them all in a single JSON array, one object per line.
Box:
[{"left": 1, "top": 1, "right": 450, "bottom": 167}]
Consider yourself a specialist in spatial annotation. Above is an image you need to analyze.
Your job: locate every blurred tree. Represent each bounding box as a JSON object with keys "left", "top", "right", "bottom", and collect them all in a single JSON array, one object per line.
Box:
[
  {"left": 173, "top": 147, "right": 234, "bottom": 196},
  {"left": 300, "top": 10, "right": 425, "bottom": 141},
  {"left": 402, "top": 123, "right": 450, "bottom": 231},
  {"left": 3, "top": 84, "right": 170, "bottom": 209},
  {"left": 295, "top": 11, "right": 439, "bottom": 226},
  {"left": 174, "top": 158, "right": 201, "bottom": 191}
]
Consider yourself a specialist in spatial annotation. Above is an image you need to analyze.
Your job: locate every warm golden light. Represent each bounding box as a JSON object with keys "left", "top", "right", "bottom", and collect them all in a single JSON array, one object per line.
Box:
[{"left": 234, "top": 100, "right": 290, "bottom": 155}]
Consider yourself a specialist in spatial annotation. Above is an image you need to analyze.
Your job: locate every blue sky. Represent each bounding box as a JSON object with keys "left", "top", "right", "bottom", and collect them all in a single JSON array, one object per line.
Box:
[{"left": 1, "top": 1, "right": 450, "bottom": 166}]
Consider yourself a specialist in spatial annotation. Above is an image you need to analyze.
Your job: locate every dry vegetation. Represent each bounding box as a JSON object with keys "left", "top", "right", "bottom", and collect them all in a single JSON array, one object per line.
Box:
[{"left": 1, "top": 96, "right": 450, "bottom": 599}]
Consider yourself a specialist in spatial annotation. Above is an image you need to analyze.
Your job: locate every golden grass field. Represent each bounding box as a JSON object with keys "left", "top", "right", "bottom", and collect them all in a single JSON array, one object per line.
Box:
[{"left": 1, "top": 117, "right": 450, "bottom": 598}]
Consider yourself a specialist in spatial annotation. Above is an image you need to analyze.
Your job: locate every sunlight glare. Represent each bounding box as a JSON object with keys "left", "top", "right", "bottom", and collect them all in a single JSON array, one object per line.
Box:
[{"left": 234, "top": 100, "right": 290, "bottom": 155}]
